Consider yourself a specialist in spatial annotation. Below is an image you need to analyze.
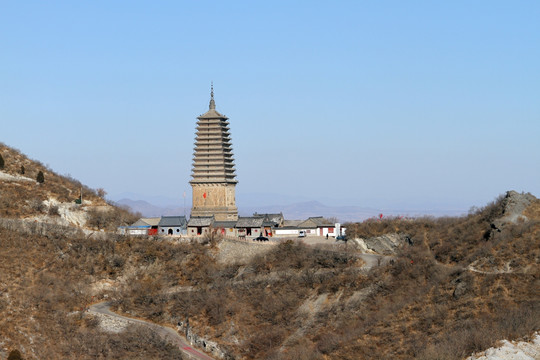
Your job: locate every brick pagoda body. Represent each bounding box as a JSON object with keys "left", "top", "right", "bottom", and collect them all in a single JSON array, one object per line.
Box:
[{"left": 190, "top": 86, "right": 238, "bottom": 221}]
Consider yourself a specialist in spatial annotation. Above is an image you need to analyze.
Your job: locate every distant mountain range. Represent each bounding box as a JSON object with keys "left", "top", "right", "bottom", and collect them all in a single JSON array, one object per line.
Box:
[
  {"left": 114, "top": 198, "right": 467, "bottom": 222},
  {"left": 114, "top": 199, "right": 187, "bottom": 218}
]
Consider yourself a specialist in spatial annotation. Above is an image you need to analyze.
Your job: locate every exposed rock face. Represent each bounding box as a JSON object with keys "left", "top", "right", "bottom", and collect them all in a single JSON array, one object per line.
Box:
[
  {"left": 466, "top": 332, "right": 540, "bottom": 360},
  {"left": 492, "top": 191, "right": 537, "bottom": 231},
  {"left": 0, "top": 170, "right": 34, "bottom": 182},
  {"left": 452, "top": 275, "right": 469, "bottom": 299},
  {"left": 350, "top": 233, "right": 410, "bottom": 255},
  {"left": 0, "top": 218, "right": 84, "bottom": 238},
  {"left": 92, "top": 312, "right": 129, "bottom": 333}
]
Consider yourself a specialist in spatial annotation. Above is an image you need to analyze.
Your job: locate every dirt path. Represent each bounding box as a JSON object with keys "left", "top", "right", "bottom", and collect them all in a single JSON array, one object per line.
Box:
[{"left": 89, "top": 302, "right": 214, "bottom": 360}]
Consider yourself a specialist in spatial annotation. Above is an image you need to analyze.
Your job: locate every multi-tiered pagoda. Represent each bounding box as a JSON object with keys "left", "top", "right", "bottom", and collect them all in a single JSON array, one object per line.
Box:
[{"left": 190, "top": 85, "right": 238, "bottom": 221}]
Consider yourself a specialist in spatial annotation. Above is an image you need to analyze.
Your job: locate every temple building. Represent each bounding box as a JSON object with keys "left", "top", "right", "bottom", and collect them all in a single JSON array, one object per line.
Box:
[{"left": 190, "top": 85, "right": 238, "bottom": 221}]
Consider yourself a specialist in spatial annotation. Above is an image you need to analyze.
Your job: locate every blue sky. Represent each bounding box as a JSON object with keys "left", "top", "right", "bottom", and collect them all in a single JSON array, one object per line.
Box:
[{"left": 1, "top": 1, "right": 539, "bottom": 212}]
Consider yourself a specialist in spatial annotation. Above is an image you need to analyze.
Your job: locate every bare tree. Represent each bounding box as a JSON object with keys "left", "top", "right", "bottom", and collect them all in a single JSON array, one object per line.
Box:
[{"left": 97, "top": 188, "right": 107, "bottom": 198}]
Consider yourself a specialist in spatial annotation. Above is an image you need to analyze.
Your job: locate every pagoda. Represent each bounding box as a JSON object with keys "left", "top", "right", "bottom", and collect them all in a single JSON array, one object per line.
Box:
[{"left": 190, "top": 85, "right": 238, "bottom": 221}]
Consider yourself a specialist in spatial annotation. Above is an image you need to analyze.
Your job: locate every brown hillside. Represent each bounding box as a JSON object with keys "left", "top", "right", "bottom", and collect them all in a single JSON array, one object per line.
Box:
[
  {"left": 0, "top": 226, "right": 185, "bottom": 359},
  {"left": 0, "top": 143, "right": 105, "bottom": 216},
  {"left": 0, "top": 185, "right": 538, "bottom": 359},
  {"left": 0, "top": 143, "right": 137, "bottom": 229},
  {"left": 104, "top": 192, "right": 539, "bottom": 359}
]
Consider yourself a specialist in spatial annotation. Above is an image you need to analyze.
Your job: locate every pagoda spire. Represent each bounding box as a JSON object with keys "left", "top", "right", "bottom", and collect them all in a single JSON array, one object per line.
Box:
[{"left": 209, "top": 82, "right": 216, "bottom": 110}]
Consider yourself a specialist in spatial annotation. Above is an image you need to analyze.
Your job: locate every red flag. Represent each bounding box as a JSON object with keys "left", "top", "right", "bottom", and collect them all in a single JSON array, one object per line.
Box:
[{"left": 203, "top": 192, "right": 207, "bottom": 199}]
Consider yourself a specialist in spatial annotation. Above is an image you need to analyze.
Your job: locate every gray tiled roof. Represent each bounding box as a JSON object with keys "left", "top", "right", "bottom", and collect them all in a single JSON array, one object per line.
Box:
[
  {"left": 132, "top": 217, "right": 161, "bottom": 227},
  {"left": 158, "top": 216, "right": 187, "bottom": 227},
  {"left": 198, "top": 108, "right": 227, "bottom": 119},
  {"left": 298, "top": 217, "right": 333, "bottom": 228},
  {"left": 282, "top": 220, "right": 302, "bottom": 227},
  {"left": 236, "top": 217, "right": 265, "bottom": 228},
  {"left": 187, "top": 216, "right": 214, "bottom": 227},
  {"left": 132, "top": 219, "right": 150, "bottom": 227}
]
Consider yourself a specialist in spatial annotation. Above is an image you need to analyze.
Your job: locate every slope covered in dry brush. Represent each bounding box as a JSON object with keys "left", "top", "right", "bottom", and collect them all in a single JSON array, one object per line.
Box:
[
  {"left": 1, "top": 145, "right": 538, "bottom": 360},
  {"left": 103, "top": 193, "right": 538, "bottom": 359},
  {"left": 0, "top": 143, "right": 138, "bottom": 230}
]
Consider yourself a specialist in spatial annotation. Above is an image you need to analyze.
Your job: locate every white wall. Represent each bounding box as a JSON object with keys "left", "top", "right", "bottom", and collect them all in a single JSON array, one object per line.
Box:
[
  {"left": 274, "top": 229, "right": 300, "bottom": 236},
  {"left": 158, "top": 226, "right": 187, "bottom": 236},
  {"left": 128, "top": 228, "right": 148, "bottom": 236}
]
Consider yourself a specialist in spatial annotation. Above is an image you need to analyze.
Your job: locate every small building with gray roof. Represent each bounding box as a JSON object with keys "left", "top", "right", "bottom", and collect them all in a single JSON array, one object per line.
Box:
[
  {"left": 236, "top": 216, "right": 265, "bottom": 238},
  {"left": 158, "top": 216, "right": 187, "bottom": 236},
  {"left": 187, "top": 216, "right": 215, "bottom": 236},
  {"left": 297, "top": 216, "right": 335, "bottom": 237},
  {"left": 213, "top": 220, "right": 238, "bottom": 237}
]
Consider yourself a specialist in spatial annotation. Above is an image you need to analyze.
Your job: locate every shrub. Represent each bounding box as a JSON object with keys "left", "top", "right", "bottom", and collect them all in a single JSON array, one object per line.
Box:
[
  {"left": 36, "top": 170, "right": 45, "bottom": 183},
  {"left": 86, "top": 206, "right": 139, "bottom": 230},
  {"left": 29, "top": 199, "right": 46, "bottom": 213},
  {"left": 7, "top": 350, "right": 23, "bottom": 360},
  {"left": 48, "top": 205, "right": 60, "bottom": 216}
]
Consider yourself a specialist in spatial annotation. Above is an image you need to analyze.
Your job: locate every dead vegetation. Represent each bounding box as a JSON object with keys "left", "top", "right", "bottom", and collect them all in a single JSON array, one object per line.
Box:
[
  {"left": 0, "top": 143, "right": 100, "bottom": 215},
  {"left": 1, "top": 144, "right": 538, "bottom": 360},
  {"left": 0, "top": 225, "right": 187, "bottom": 359},
  {"left": 0, "top": 143, "right": 138, "bottom": 229},
  {"left": 110, "top": 194, "right": 538, "bottom": 359}
]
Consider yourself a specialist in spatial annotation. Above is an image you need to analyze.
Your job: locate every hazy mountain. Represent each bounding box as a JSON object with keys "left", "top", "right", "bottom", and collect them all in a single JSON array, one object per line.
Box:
[
  {"left": 239, "top": 200, "right": 466, "bottom": 222},
  {"left": 115, "top": 197, "right": 467, "bottom": 222},
  {"left": 115, "top": 199, "right": 188, "bottom": 218}
]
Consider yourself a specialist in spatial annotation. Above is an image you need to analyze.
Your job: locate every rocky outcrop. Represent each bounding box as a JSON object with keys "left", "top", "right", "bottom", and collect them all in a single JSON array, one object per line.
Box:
[
  {"left": 0, "top": 217, "right": 84, "bottom": 238},
  {"left": 92, "top": 312, "right": 129, "bottom": 333},
  {"left": 466, "top": 332, "right": 540, "bottom": 360},
  {"left": 491, "top": 191, "right": 536, "bottom": 231},
  {"left": 350, "top": 233, "right": 411, "bottom": 255},
  {"left": 452, "top": 274, "right": 469, "bottom": 299}
]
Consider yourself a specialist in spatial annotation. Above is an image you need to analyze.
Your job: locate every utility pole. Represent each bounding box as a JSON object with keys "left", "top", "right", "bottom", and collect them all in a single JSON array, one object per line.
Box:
[{"left": 183, "top": 191, "right": 186, "bottom": 217}]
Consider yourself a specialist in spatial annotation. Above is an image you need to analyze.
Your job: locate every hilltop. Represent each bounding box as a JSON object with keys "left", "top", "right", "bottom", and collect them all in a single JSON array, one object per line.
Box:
[{"left": 0, "top": 143, "right": 137, "bottom": 230}]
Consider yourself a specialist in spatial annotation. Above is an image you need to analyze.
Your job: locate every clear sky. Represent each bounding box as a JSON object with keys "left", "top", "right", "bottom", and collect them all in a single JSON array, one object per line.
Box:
[{"left": 1, "top": 1, "right": 539, "bottom": 212}]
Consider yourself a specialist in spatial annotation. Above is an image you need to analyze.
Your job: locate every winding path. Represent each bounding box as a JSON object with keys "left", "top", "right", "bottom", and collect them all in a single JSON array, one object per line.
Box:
[{"left": 89, "top": 302, "right": 214, "bottom": 360}]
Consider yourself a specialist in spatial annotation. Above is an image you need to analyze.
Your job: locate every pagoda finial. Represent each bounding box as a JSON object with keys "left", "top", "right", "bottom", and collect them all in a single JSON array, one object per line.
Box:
[{"left": 209, "top": 82, "right": 216, "bottom": 110}]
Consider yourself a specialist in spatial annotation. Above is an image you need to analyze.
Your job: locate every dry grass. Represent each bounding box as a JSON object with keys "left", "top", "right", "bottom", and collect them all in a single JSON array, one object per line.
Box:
[
  {"left": 0, "top": 143, "right": 138, "bottom": 229},
  {"left": 1, "top": 143, "right": 106, "bottom": 215},
  {"left": 1, "top": 145, "right": 538, "bottom": 360},
  {"left": 524, "top": 199, "right": 540, "bottom": 220},
  {"left": 0, "top": 226, "right": 187, "bottom": 359}
]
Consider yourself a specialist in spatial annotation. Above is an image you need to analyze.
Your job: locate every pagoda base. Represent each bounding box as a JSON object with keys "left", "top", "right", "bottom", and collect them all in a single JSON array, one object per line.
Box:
[
  {"left": 191, "top": 183, "right": 238, "bottom": 221},
  {"left": 191, "top": 207, "right": 238, "bottom": 221}
]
